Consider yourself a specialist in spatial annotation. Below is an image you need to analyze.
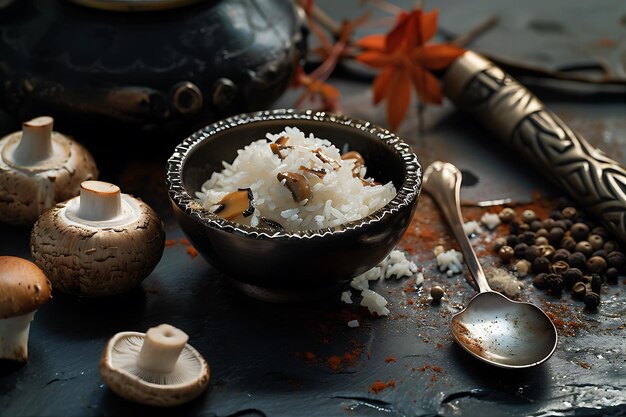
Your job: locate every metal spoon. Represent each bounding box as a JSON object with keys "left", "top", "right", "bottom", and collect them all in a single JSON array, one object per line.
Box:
[{"left": 423, "top": 161, "right": 558, "bottom": 368}]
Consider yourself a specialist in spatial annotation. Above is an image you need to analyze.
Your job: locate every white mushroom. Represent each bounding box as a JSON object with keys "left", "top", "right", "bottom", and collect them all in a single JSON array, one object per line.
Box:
[
  {"left": 99, "top": 324, "right": 210, "bottom": 407},
  {"left": 0, "top": 256, "right": 52, "bottom": 362},
  {"left": 0, "top": 116, "right": 98, "bottom": 225},
  {"left": 30, "top": 180, "right": 165, "bottom": 296}
]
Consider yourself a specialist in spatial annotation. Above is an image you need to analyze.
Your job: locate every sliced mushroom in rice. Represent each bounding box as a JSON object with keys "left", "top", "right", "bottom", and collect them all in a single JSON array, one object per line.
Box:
[
  {"left": 299, "top": 165, "right": 327, "bottom": 179},
  {"left": 277, "top": 172, "right": 311, "bottom": 202},
  {"left": 275, "top": 136, "right": 289, "bottom": 146},
  {"left": 341, "top": 151, "right": 365, "bottom": 177},
  {"left": 259, "top": 217, "right": 285, "bottom": 231},
  {"left": 313, "top": 148, "right": 340, "bottom": 170},
  {"left": 213, "top": 188, "right": 254, "bottom": 220},
  {"left": 269, "top": 136, "right": 293, "bottom": 160}
]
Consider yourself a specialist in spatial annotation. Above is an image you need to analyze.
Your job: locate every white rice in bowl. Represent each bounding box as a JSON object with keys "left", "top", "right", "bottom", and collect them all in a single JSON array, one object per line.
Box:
[{"left": 196, "top": 127, "right": 397, "bottom": 231}]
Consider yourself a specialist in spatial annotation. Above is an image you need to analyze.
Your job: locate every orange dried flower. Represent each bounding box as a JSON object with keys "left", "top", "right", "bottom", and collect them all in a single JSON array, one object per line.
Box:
[{"left": 355, "top": 9, "right": 465, "bottom": 130}]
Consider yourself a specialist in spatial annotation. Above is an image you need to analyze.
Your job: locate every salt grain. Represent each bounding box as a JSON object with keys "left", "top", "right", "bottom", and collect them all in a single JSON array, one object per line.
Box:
[
  {"left": 341, "top": 291, "right": 352, "bottom": 304},
  {"left": 480, "top": 212, "right": 501, "bottom": 230},
  {"left": 347, "top": 320, "right": 360, "bottom": 328},
  {"left": 436, "top": 249, "right": 464, "bottom": 275},
  {"left": 360, "top": 289, "right": 390, "bottom": 316},
  {"left": 463, "top": 220, "right": 483, "bottom": 236}
]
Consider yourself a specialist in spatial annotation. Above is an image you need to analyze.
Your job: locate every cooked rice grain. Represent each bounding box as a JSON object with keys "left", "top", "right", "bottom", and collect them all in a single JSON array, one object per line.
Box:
[{"left": 197, "top": 127, "right": 396, "bottom": 231}]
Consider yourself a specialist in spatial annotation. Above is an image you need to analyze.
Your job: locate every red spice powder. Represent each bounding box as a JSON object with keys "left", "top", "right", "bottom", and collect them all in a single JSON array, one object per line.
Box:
[
  {"left": 342, "top": 348, "right": 363, "bottom": 367},
  {"left": 186, "top": 246, "right": 198, "bottom": 258},
  {"left": 407, "top": 299, "right": 414, "bottom": 305},
  {"left": 328, "top": 356, "right": 341, "bottom": 370},
  {"left": 384, "top": 356, "right": 397, "bottom": 363},
  {"left": 368, "top": 380, "right": 396, "bottom": 394},
  {"left": 163, "top": 237, "right": 198, "bottom": 259}
]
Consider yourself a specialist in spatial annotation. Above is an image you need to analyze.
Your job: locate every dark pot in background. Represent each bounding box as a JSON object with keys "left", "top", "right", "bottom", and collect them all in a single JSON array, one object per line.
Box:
[{"left": 0, "top": 0, "right": 306, "bottom": 140}]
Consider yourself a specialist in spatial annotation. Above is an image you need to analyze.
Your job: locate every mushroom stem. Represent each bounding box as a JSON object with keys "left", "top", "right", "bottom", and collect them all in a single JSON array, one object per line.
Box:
[
  {"left": 0, "top": 311, "right": 36, "bottom": 362},
  {"left": 137, "top": 324, "right": 189, "bottom": 374},
  {"left": 12, "top": 116, "right": 54, "bottom": 166},
  {"left": 76, "top": 181, "right": 122, "bottom": 222}
]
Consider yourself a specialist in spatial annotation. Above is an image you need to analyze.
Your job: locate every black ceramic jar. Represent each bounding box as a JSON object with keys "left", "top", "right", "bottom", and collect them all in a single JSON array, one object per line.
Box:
[{"left": 0, "top": 0, "right": 305, "bottom": 137}]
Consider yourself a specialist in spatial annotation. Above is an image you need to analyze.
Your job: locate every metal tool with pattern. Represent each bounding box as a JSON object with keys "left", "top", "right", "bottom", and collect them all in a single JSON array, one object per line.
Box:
[{"left": 444, "top": 51, "right": 626, "bottom": 242}]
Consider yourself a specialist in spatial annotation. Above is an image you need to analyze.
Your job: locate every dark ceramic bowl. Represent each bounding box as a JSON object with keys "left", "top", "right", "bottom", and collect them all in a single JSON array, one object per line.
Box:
[{"left": 166, "top": 109, "right": 422, "bottom": 301}]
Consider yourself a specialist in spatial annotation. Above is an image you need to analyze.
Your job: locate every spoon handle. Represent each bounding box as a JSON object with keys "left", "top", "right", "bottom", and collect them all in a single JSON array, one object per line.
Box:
[{"left": 423, "top": 161, "right": 491, "bottom": 293}]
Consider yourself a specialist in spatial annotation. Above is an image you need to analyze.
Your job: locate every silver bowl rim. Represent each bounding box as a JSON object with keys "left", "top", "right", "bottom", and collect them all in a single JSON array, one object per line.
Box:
[{"left": 166, "top": 109, "right": 422, "bottom": 240}]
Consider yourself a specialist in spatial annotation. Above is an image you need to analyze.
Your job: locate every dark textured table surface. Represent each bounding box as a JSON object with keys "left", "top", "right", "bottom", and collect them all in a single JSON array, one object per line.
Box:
[{"left": 1, "top": 1, "right": 626, "bottom": 416}]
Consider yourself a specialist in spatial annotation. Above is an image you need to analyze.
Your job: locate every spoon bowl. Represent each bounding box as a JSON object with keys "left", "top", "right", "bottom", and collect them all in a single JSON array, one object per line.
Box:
[
  {"left": 451, "top": 292, "right": 557, "bottom": 368},
  {"left": 424, "top": 161, "right": 558, "bottom": 368}
]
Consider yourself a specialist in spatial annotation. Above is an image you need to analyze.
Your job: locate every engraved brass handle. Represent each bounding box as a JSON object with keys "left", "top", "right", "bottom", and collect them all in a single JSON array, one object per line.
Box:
[{"left": 444, "top": 51, "right": 626, "bottom": 242}]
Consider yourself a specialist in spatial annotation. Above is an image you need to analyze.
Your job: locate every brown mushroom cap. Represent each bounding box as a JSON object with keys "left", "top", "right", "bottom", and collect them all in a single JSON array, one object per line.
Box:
[
  {"left": 0, "top": 117, "right": 98, "bottom": 225},
  {"left": 0, "top": 256, "right": 52, "bottom": 319},
  {"left": 99, "top": 331, "right": 210, "bottom": 407},
  {"left": 30, "top": 191, "right": 165, "bottom": 296}
]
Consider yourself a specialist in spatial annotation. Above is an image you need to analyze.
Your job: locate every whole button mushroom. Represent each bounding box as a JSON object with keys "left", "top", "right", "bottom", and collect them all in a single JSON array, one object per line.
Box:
[
  {"left": 0, "top": 116, "right": 98, "bottom": 225},
  {"left": 30, "top": 180, "right": 165, "bottom": 296},
  {"left": 0, "top": 256, "right": 52, "bottom": 362},
  {"left": 100, "top": 324, "right": 210, "bottom": 407}
]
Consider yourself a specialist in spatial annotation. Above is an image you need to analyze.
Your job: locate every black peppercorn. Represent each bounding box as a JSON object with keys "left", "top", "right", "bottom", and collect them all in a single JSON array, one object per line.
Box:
[
  {"left": 572, "top": 282, "right": 588, "bottom": 299},
  {"left": 522, "top": 210, "right": 537, "bottom": 223},
  {"left": 563, "top": 268, "right": 583, "bottom": 288},
  {"left": 583, "top": 292, "right": 601, "bottom": 310},
  {"left": 568, "top": 252, "right": 587, "bottom": 270},
  {"left": 607, "top": 251, "right": 626, "bottom": 269},
  {"left": 604, "top": 240, "right": 619, "bottom": 253},
  {"left": 553, "top": 248, "right": 570, "bottom": 263},
  {"left": 551, "top": 260, "right": 569, "bottom": 275},
  {"left": 533, "top": 256, "right": 551, "bottom": 274},
  {"left": 562, "top": 219, "right": 573, "bottom": 230},
  {"left": 541, "top": 218, "right": 556, "bottom": 230},
  {"left": 518, "top": 223, "right": 531, "bottom": 233},
  {"left": 539, "top": 245, "right": 556, "bottom": 260},
  {"left": 561, "top": 206, "right": 577, "bottom": 219},
  {"left": 554, "top": 220, "right": 568, "bottom": 230},
  {"left": 506, "top": 234, "right": 519, "bottom": 247},
  {"left": 591, "top": 226, "right": 610, "bottom": 241},
  {"left": 546, "top": 273, "right": 565, "bottom": 294},
  {"left": 514, "top": 243, "right": 528, "bottom": 259},
  {"left": 499, "top": 246, "right": 515, "bottom": 262},
  {"left": 535, "top": 236, "right": 549, "bottom": 247},
  {"left": 549, "top": 210, "right": 562, "bottom": 220},
  {"left": 431, "top": 286, "right": 445, "bottom": 302},
  {"left": 498, "top": 207, "right": 515, "bottom": 223},
  {"left": 524, "top": 245, "right": 540, "bottom": 262},
  {"left": 548, "top": 227, "right": 565, "bottom": 246},
  {"left": 587, "top": 256, "right": 607, "bottom": 274},
  {"left": 570, "top": 223, "right": 590, "bottom": 241},
  {"left": 530, "top": 220, "right": 542, "bottom": 232},
  {"left": 605, "top": 267, "right": 619, "bottom": 283},
  {"left": 575, "top": 241, "right": 594, "bottom": 258},
  {"left": 493, "top": 237, "right": 507, "bottom": 252},
  {"left": 520, "top": 231, "right": 536, "bottom": 245},
  {"left": 560, "top": 236, "right": 577, "bottom": 252},
  {"left": 587, "top": 234, "right": 604, "bottom": 251},
  {"left": 592, "top": 249, "right": 607, "bottom": 260},
  {"left": 533, "top": 273, "right": 547, "bottom": 290},
  {"left": 509, "top": 221, "right": 520, "bottom": 235},
  {"left": 589, "top": 274, "right": 602, "bottom": 293},
  {"left": 536, "top": 228, "right": 549, "bottom": 238}
]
